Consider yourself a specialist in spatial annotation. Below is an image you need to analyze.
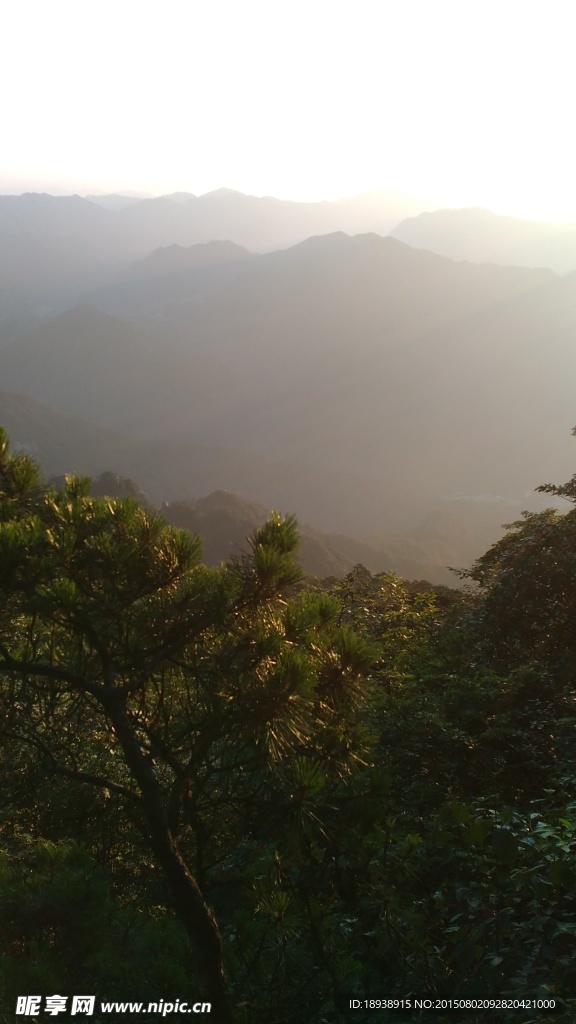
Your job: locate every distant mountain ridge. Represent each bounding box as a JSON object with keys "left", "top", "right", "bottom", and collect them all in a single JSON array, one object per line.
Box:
[
  {"left": 0, "top": 188, "right": 425, "bottom": 319},
  {"left": 1, "top": 231, "right": 570, "bottom": 509},
  {"left": 121, "top": 240, "right": 251, "bottom": 282},
  {"left": 391, "top": 207, "right": 576, "bottom": 274},
  {"left": 3, "top": 189, "right": 575, "bottom": 326}
]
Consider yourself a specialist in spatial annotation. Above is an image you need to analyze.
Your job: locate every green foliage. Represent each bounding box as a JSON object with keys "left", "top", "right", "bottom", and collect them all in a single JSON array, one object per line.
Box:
[
  {"left": 464, "top": 503, "right": 576, "bottom": 681},
  {"left": 0, "top": 837, "right": 191, "bottom": 1022},
  {"left": 2, "top": 425, "right": 576, "bottom": 1022},
  {"left": 0, "top": 427, "right": 376, "bottom": 1021}
]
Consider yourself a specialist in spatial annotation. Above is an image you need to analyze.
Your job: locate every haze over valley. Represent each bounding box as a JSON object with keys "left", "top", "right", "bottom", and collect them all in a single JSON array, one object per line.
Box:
[{"left": 1, "top": 188, "right": 575, "bottom": 584}]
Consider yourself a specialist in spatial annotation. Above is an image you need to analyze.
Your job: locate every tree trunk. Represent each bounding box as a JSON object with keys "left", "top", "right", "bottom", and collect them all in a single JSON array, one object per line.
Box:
[{"left": 104, "top": 695, "right": 233, "bottom": 1024}]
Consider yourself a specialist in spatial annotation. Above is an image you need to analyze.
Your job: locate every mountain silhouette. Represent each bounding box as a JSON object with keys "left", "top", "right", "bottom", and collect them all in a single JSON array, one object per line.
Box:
[
  {"left": 391, "top": 207, "right": 576, "bottom": 274},
  {"left": 0, "top": 189, "right": 425, "bottom": 318}
]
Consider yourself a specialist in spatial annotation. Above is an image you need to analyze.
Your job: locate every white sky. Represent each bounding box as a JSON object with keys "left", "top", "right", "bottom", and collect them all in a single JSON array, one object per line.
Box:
[{"left": 2, "top": 0, "right": 575, "bottom": 221}]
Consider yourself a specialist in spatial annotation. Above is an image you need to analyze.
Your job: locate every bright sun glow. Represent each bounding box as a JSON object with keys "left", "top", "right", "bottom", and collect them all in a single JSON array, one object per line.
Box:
[{"left": 3, "top": 0, "right": 576, "bottom": 221}]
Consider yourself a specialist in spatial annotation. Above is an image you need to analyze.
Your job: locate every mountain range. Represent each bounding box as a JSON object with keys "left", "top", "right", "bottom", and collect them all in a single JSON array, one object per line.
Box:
[
  {"left": 3, "top": 189, "right": 576, "bottom": 330},
  {"left": 0, "top": 188, "right": 423, "bottom": 325},
  {"left": 1, "top": 191, "right": 575, "bottom": 584},
  {"left": 2, "top": 232, "right": 572, "bottom": 499}
]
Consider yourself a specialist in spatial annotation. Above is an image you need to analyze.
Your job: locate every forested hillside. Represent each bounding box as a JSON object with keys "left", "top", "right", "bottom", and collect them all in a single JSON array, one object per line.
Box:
[{"left": 1, "top": 428, "right": 575, "bottom": 1023}]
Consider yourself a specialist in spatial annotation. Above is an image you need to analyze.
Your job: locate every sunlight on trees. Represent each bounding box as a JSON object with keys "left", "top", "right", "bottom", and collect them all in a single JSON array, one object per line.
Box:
[{"left": 1, "top": 427, "right": 575, "bottom": 1023}]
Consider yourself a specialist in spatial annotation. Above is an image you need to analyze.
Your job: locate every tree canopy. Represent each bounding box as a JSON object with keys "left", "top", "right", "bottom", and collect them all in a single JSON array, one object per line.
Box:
[{"left": 1, "top": 426, "right": 575, "bottom": 1023}]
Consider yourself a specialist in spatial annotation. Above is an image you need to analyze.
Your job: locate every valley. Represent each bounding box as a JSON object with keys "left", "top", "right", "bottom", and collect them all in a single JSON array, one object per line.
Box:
[{"left": 1, "top": 194, "right": 574, "bottom": 585}]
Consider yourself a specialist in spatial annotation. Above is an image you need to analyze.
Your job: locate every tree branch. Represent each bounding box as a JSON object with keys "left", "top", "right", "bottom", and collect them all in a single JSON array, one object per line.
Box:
[{"left": 0, "top": 645, "right": 98, "bottom": 693}]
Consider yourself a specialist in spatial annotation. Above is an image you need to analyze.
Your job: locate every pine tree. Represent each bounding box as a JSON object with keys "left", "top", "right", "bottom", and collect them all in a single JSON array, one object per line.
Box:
[{"left": 0, "top": 427, "right": 374, "bottom": 1020}]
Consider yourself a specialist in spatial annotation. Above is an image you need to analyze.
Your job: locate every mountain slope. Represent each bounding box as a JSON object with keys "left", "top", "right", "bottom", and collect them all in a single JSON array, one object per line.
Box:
[
  {"left": 2, "top": 232, "right": 568, "bottom": 506},
  {"left": 0, "top": 393, "right": 472, "bottom": 582},
  {"left": 161, "top": 490, "right": 468, "bottom": 584},
  {"left": 0, "top": 391, "right": 417, "bottom": 537},
  {"left": 84, "top": 232, "right": 565, "bottom": 494},
  {"left": 0, "top": 305, "right": 239, "bottom": 436}
]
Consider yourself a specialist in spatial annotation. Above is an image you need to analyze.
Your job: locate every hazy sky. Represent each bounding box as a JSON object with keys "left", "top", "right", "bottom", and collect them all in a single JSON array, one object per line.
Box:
[{"left": 3, "top": 0, "right": 575, "bottom": 221}]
